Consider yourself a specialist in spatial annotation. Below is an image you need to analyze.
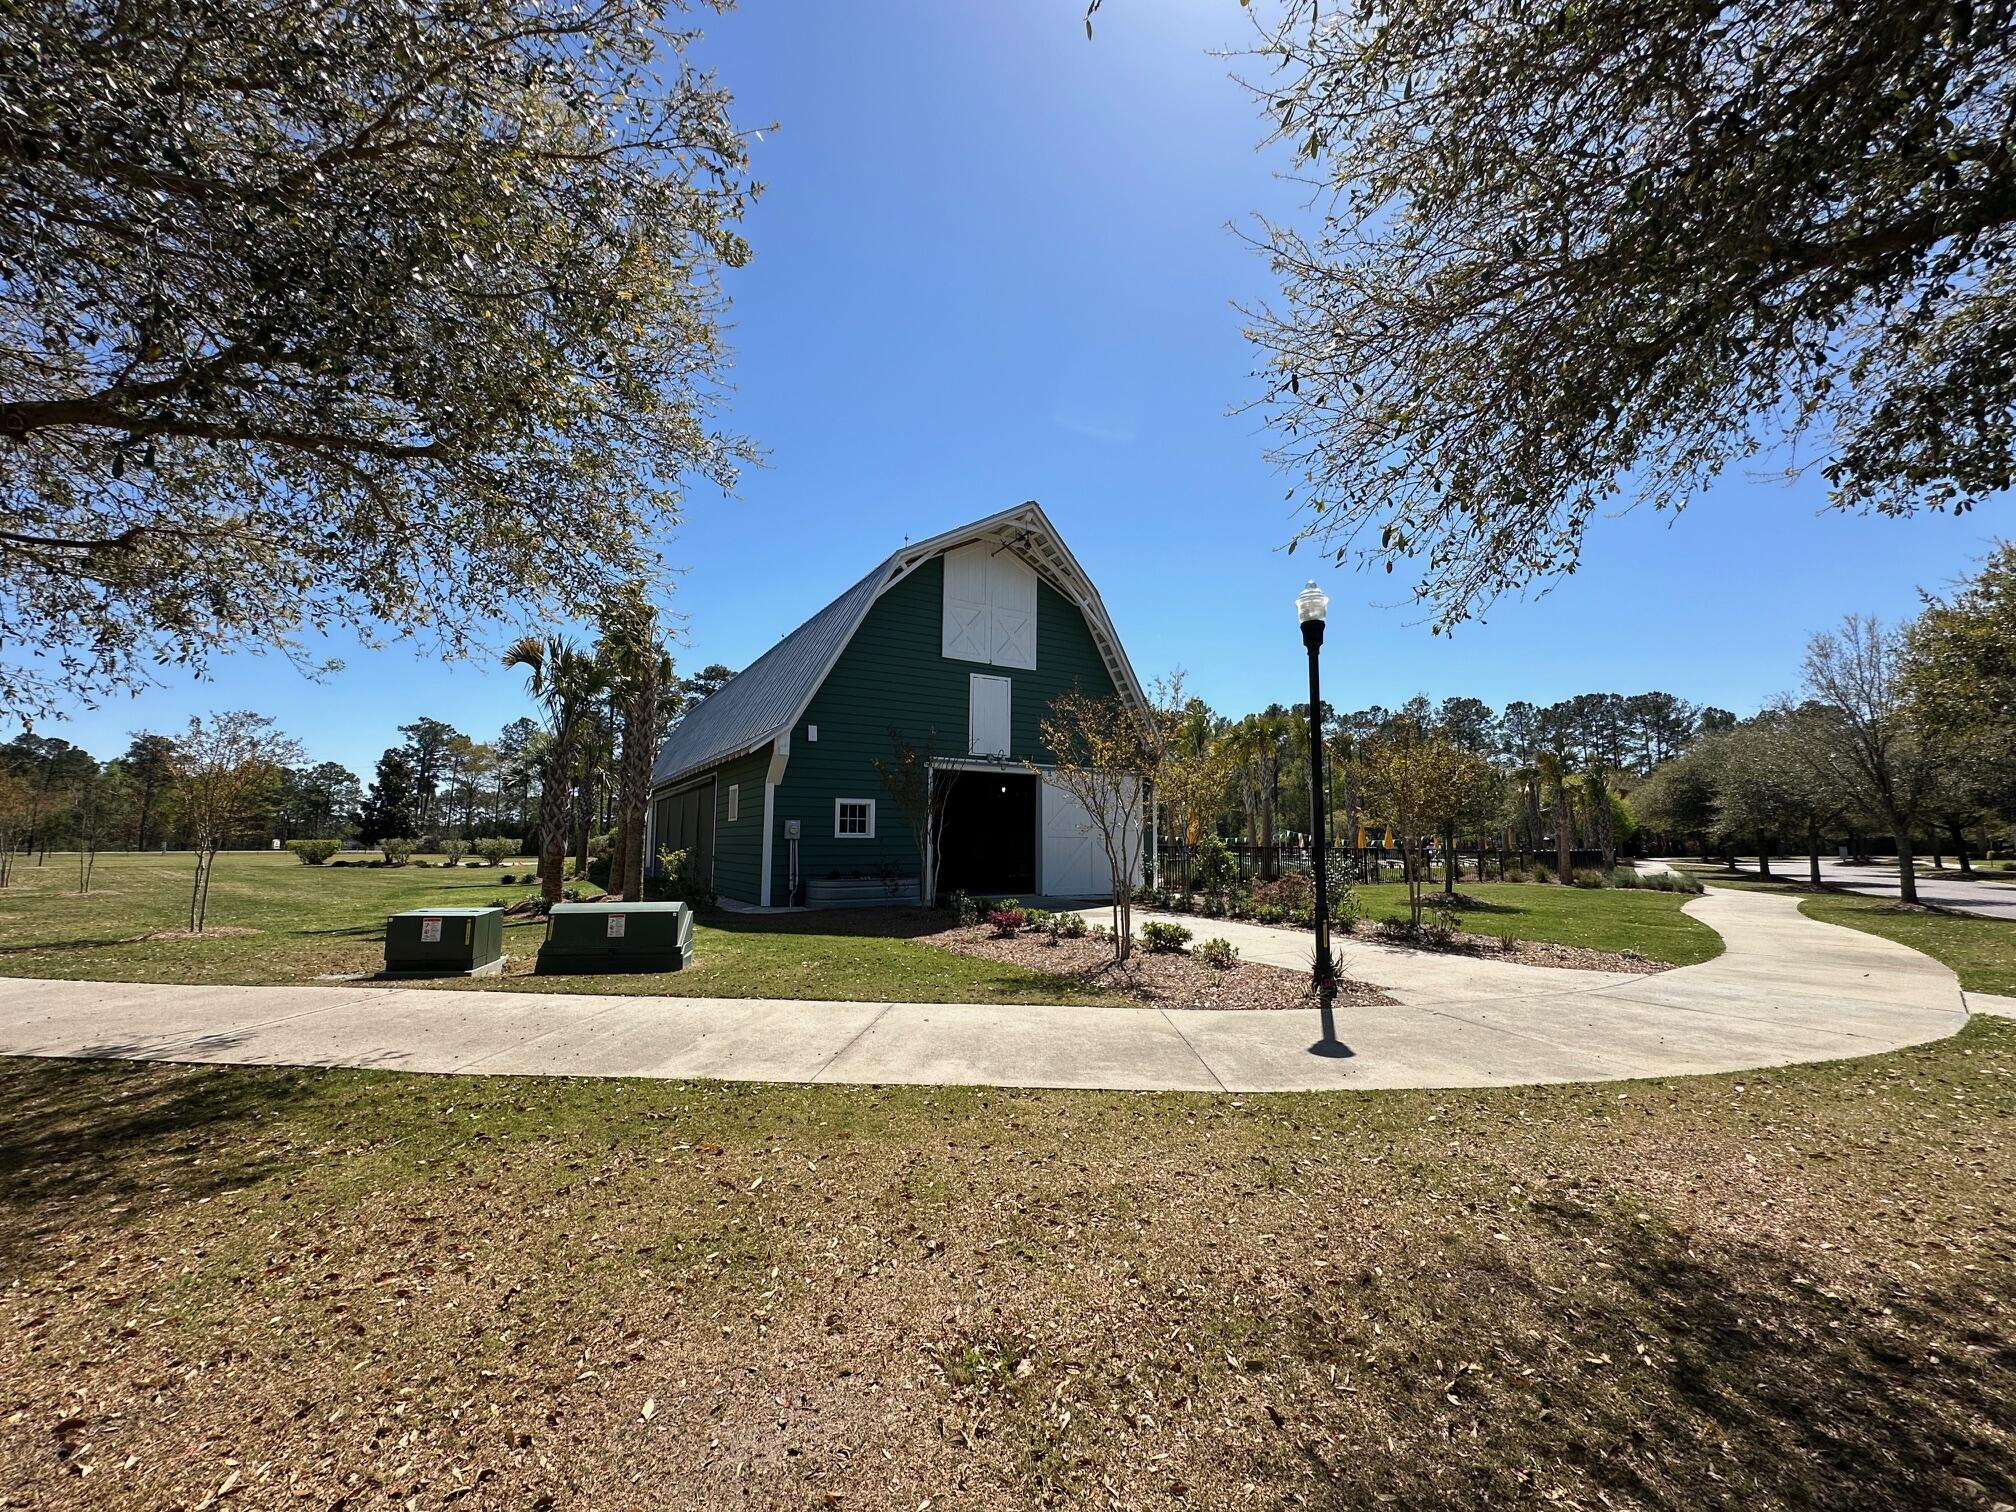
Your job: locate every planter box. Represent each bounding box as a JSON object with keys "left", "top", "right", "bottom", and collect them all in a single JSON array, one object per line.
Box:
[
  {"left": 806, "top": 877, "right": 921, "bottom": 908},
  {"left": 384, "top": 906, "right": 505, "bottom": 977},
  {"left": 534, "top": 901, "right": 694, "bottom": 974}
]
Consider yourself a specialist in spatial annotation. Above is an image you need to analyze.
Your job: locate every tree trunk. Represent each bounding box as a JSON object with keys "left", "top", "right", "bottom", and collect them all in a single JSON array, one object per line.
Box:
[
  {"left": 621, "top": 667, "right": 660, "bottom": 902},
  {"left": 1808, "top": 822, "right": 1822, "bottom": 887},
  {"left": 1756, "top": 836, "right": 1772, "bottom": 878},
  {"left": 1553, "top": 784, "right": 1572, "bottom": 883},
  {"left": 571, "top": 781, "right": 590, "bottom": 878},
  {"left": 536, "top": 757, "right": 570, "bottom": 904},
  {"left": 1442, "top": 822, "right": 1457, "bottom": 896},
  {"left": 1894, "top": 826, "right": 1918, "bottom": 904},
  {"left": 1951, "top": 823, "right": 1973, "bottom": 876}
]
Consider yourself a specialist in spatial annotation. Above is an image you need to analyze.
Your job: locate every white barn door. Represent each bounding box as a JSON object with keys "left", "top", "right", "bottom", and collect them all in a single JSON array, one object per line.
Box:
[
  {"left": 1041, "top": 774, "right": 1113, "bottom": 898},
  {"left": 969, "top": 674, "right": 1011, "bottom": 757}
]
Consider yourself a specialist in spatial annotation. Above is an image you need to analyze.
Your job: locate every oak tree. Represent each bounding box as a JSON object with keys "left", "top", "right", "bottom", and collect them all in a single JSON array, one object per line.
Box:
[
  {"left": 2, "top": 0, "right": 756, "bottom": 717},
  {"left": 1246, "top": 0, "right": 2016, "bottom": 622}
]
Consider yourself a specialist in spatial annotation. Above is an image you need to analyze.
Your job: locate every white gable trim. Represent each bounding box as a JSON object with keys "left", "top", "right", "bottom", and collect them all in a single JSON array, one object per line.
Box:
[{"left": 758, "top": 735, "right": 788, "bottom": 907}]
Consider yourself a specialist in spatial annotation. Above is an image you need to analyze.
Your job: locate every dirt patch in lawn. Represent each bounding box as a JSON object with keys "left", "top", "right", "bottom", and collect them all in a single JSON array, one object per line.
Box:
[{"left": 929, "top": 923, "right": 1394, "bottom": 1009}]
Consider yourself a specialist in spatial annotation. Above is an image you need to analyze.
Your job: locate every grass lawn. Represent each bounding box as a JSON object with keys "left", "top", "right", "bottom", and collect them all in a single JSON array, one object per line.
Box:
[
  {"left": 0, "top": 850, "right": 1119, "bottom": 1005},
  {"left": 2, "top": 1024, "right": 2011, "bottom": 1508},
  {"left": 1350, "top": 877, "right": 1724, "bottom": 965},
  {"left": 1672, "top": 860, "right": 2016, "bottom": 995}
]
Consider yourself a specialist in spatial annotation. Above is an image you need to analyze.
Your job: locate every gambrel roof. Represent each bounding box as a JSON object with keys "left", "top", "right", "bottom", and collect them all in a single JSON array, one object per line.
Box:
[{"left": 651, "top": 502, "right": 1149, "bottom": 791}]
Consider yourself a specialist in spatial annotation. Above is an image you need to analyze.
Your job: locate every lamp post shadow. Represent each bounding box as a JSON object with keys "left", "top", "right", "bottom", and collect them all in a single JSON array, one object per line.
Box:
[{"left": 1308, "top": 981, "right": 1355, "bottom": 1059}]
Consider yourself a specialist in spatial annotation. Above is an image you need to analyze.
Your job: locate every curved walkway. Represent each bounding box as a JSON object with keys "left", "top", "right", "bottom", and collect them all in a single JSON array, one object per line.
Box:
[{"left": 0, "top": 887, "right": 1970, "bottom": 1093}]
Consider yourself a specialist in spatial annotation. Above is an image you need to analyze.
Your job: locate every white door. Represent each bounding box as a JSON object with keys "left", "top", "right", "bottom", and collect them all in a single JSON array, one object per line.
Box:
[
  {"left": 1041, "top": 774, "right": 1109, "bottom": 898},
  {"left": 969, "top": 674, "right": 1011, "bottom": 757}
]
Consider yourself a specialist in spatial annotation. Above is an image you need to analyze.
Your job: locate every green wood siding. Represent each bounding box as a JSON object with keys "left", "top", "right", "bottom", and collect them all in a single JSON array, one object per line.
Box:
[
  {"left": 709, "top": 750, "right": 772, "bottom": 905},
  {"left": 772, "top": 557, "right": 1119, "bottom": 897}
]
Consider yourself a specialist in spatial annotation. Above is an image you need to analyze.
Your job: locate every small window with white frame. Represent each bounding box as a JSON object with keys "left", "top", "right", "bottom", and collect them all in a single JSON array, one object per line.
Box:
[
  {"left": 727, "top": 783, "right": 740, "bottom": 822},
  {"left": 834, "top": 798, "right": 875, "bottom": 838}
]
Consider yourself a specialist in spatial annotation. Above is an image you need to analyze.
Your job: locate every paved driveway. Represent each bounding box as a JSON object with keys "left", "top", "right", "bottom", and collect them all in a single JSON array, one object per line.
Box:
[
  {"left": 1705, "top": 855, "right": 2016, "bottom": 921},
  {"left": 0, "top": 886, "right": 1970, "bottom": 1093}
]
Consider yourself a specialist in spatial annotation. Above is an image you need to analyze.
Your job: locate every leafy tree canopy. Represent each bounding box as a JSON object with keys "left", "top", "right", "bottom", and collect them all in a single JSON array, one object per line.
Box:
[
  {"left": 1246, "top": 0, "right": 2016, "bottom": 623},
  {"left": 1, "top": 0, "right": 756, "bottom": 717},
  {"left": 1903, "top": 541, "right": 2016, "bottom": 808}
]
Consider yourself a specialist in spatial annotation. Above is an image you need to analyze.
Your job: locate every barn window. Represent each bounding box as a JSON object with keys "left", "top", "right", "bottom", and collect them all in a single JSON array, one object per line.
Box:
[
  {"left": 727, "top": 784, "right": 740, "bottom": 823},
  {"left": 835, "top": 799, "right": 875, "bottom": 838}
]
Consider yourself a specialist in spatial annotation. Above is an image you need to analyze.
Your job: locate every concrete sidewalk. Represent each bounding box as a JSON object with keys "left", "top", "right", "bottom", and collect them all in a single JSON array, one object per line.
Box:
[{"left": 0, "top": 887, "right": 1970, "bottom": 1093}]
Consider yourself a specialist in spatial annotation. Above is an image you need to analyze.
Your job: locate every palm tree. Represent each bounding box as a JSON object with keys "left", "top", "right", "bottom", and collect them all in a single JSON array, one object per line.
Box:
[
  {"left": 1539, "top": 749, "right": 1574, "bottom": 882},
  {"left": 503, "top": 635, "right": 609, "bottom": 905},
  {"left": 599, "top": 591, "right": 675, "bottom": 900}
]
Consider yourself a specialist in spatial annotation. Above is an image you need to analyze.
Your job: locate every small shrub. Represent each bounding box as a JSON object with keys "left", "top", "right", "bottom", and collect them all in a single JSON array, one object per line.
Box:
[
  {"left": 1498, "top": 932, "right": 1518, "bottom": 953},
  {"left": 1252, "top": 874, "right": 1313, "bottom": 912},
  {"left": 995, "top": 897, "right": 1023, "bottom": 914},
  {"left": 442, "top": 838, "right": 469, "bottom": 865},
  {"left": 1643, "top": 870, "right": 1705, "bottom": 894},
  {"left": 1252, "top": 903, "right": 1286, "bottom": 925},
  {"left": 1192, "top": 835, "right": 1237, "bottom": 896},
  {"left": 1328, "top": 883, "right": 1363, "bottom": 930},
  {"left": 1140, "top": 920, "right": 1192, "bottom": 953},
  {"left": 1195, "top": 936, "right": 1238, "bottom": 970},
  {"left": 1055, "top": 912, "right": 1088, "bottom": 939},
  {"left": 951, "top": 890, "right": 980, "bottom": 926},
  {"left": 1570, "top": 867, "right": 1608, "bottom": 889},
  {"left": 285, "top": 838, "right": 340, "bottom": 866},
  {"left": 1373, "top": 916, "right": 1415, "bottom": 942},
  {"left": 378, "top": 837, "right": 418, "bottom": 866},
  {"left": 1504, "top": 866, "right": 1530, "bottom": 884},
  {"left": 1425, "top": 901, "right": 1461, "bottom": 942},
  {"left": 1023, "top": 907, "right": 1054, "bottom": 933},
  {"left": 657, "top": 846, "right": 716, "bottom": 908},
  {"left": 473, "top": 836, "right": 517, "bottom": 867},
  {"left": 988, "top": 908, "right": 1027, "bottom": 937},
  {"left": 588, "top": 828, "right": 617, "bottom": 861}
]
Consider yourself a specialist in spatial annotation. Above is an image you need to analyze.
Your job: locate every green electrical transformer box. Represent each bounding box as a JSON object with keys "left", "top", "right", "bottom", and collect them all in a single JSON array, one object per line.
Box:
[
  {"left": 535, "top": 901, "right": 694, "bottom": 975},
  {"left": 384, "top": 906, "right": 506, "bottom": 976}
]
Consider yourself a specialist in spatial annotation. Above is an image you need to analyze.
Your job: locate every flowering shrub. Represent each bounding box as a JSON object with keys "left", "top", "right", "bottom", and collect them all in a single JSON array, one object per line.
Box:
[
  {"left": 987, "top": 908, "right": 1027, "bottom": 937},
  {"left": 1252, "top": 873, "right": 1313, "bottom": 911}
]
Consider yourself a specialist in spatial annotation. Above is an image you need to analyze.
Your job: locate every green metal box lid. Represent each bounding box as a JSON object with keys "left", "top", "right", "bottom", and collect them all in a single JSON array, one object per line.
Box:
[
  {"left": 388, "top": 907, "right": 501, "bottom": 919},
  {"left": 546, "top": 902, "right": 688, "bottom": 915}
]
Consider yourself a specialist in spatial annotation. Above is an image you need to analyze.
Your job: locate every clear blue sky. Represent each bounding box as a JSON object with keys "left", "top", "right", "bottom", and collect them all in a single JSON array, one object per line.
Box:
[{"left": 27, "top": 0, "right": 2007, "bottom": 773}]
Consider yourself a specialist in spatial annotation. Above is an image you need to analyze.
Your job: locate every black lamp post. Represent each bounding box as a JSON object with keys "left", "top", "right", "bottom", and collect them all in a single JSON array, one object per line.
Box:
[{"left": 1297, "top": 580, "right": 1335, "bottom": 990}]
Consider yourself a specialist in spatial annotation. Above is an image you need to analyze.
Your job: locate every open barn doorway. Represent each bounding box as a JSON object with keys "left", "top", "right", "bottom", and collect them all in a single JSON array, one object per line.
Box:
[{"left": 935, "top": 769, "right": 1037, "bottom": 899}]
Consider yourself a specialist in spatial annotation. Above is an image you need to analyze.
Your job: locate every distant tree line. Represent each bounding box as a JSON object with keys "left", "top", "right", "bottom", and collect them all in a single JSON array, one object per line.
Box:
[
  {"left": 1158, "top": 687, "right": 1738, "bottom": 888},
  {"left": 0, "top": 661, "right": 735, "bottom": 879}
]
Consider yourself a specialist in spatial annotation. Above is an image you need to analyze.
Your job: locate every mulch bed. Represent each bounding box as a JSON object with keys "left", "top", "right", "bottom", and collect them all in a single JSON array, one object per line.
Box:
[
  {"left": 928, "top": 923, "right": 1394, "bottom": 1010},
  {"left": 1341, "top": 920, "right": 1671, "bottom": 974}
]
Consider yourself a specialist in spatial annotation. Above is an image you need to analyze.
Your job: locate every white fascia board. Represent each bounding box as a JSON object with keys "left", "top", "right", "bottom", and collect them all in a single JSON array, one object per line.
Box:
[{"left": 758, "top": 734, "right": 790, "bottom": 906}]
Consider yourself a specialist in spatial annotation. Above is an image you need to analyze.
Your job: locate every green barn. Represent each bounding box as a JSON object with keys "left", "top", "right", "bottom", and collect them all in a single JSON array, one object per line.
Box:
[{"left": 647, "top": 502, "right": 1153, "bottom": 909}]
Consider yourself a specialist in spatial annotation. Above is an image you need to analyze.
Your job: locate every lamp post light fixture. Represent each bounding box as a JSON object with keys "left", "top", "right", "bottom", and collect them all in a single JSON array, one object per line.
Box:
[{"left": 1296, "top": 580, "right": 1336, "bottom": 991}]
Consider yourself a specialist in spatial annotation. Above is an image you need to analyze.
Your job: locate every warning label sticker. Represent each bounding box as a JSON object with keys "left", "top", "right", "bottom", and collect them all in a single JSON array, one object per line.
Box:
[
  {"left": 419, "top": 918, "right": 442, "bottom": 943},
  {"left": 606, "top": 914, "right": 626, "bottom": 939}
]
